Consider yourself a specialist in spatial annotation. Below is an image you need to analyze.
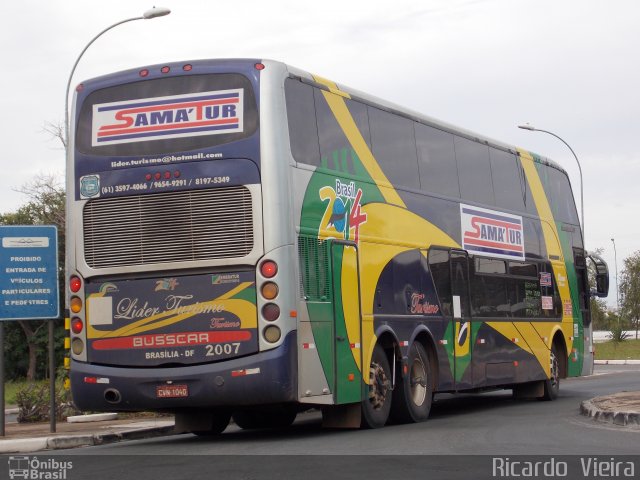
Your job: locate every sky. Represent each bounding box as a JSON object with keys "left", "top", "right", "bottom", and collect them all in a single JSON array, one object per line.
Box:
[{"left": 1, "top": 0, "right": 638, "bottom": 307}]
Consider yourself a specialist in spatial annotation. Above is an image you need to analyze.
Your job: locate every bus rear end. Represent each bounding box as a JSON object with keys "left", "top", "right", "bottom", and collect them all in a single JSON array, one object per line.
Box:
[{"left": 67, "top": 60, "right": 297, "bottom": 428}]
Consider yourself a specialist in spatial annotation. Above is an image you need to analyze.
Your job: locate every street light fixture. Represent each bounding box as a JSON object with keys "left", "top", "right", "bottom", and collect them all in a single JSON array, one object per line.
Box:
[
  {"left": 611, "top": 238, "right": 620, "bottom": 311},
  {"left": 517, "top": 124, "right": 584, "bottom": 245},
  {"left": 64, "top": 6, "right": 171, "bottom": 150}
]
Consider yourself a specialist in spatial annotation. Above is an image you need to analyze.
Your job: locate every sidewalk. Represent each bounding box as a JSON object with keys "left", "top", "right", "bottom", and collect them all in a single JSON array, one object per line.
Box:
[
  {"left": 594, "top": 359, "right": 640, "bottom": 365},
  {"left": 0, "top": 414, "right": 175, "bottom": 453}
]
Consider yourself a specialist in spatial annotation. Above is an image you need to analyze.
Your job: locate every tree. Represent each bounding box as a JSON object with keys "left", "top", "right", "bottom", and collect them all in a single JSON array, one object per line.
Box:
[
  {"left": 619, "top": 251, "right": 640, "bottom": 339},
  {"left": 0, "top": 173, "right": 66, "bottom": 380}
]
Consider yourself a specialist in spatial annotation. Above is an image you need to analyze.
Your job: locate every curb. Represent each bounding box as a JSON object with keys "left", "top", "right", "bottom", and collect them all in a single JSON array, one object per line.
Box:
[
  {"left": 594, "top": 359, "right": 640, "bottom": 365},
  {"left": 580, "top": 398, "right": 640, "bottom": 427},
  {"left": 0, "top": 424, "right": 175, "bottom": 454}
]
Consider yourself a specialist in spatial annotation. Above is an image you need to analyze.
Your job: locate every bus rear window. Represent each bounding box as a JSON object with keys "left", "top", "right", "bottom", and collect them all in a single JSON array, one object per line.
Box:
[{"left": 76, "top": 73, "right": 258, "bottom": 157}]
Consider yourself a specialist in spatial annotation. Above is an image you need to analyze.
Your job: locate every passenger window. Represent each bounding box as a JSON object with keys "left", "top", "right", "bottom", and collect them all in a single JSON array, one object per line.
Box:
[
  {"left": 314, "top": 89, "right": 354, "bottom": 171},
  {"left": 368, "top": 106, "right": 420, "bottom": 190},
  {"left": 542, "top": 165, "right": 580, "bottom": 226},
  {"left": 285, "top": 78, "right": 320, "bottom": 166},
  {"left": 470, "top": 257, "right": 507, "bottom": 317},
  {"left": 490, "top": 149, "right": 526, "bottom": 212},
  {"left": 428, "top": 249, "right": 452, "bottom": 317},
  {"left": 455, "top": 136, "right": 495, "bottom": 206},
  {"left": 415, "top": 123, "right": 460, "bottom": 198}
]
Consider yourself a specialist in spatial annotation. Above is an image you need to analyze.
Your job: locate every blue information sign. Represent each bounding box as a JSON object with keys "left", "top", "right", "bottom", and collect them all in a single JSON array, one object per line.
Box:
[{"left": 0, "top": 225, "right": 60, "bottom": 320}]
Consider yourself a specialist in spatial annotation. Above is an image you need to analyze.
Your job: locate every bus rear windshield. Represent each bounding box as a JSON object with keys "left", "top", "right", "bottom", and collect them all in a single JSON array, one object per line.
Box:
[{"left": 75, "top": 73, "right": 258, "bottom": 157}]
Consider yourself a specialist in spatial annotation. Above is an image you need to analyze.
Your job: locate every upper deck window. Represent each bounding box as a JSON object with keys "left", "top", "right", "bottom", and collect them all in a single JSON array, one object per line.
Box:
[{"left": 76, "top": 73, "right": 258, "bottom": 157}]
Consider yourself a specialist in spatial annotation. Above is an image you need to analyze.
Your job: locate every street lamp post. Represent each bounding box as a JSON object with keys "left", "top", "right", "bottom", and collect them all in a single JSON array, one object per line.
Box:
[
  {"left": 611, "top": 238, "right": 620, "bottom": 311},
  {"left": 60, "top": 6, "right": 170, "bottom": 434},
  {"left": 64, "top": 7, "right": 171, "bottom": 150},
  {"left": 517, "top": 124, "right": 584, "bottom": 245}
]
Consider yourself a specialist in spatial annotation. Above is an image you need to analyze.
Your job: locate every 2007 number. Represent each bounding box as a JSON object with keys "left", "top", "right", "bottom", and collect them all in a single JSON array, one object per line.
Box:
[{"left": 205, "top": 343, "right": 241, "bottom": 356}]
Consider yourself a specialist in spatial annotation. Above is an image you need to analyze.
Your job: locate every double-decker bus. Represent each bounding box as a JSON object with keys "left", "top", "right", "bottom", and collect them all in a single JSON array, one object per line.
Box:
[{"left": 67, "top": 59, "right": 609, "bottom": 432}]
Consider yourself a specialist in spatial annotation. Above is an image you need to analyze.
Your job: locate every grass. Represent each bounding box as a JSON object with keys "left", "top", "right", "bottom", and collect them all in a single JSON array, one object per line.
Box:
[
  {"left": 4, "top": 379, "right": 50, "bottom": 406},
  {"left": 595, "top": 338, "right": 640, "bottom": 360}
]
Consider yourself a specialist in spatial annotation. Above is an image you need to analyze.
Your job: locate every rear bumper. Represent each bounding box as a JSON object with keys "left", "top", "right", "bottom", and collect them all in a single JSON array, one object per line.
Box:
[{"left": 70, "top": 331, "right": 297, "bottom": 412}]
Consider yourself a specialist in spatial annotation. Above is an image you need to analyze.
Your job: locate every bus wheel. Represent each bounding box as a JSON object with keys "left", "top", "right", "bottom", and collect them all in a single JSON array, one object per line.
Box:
[
  {"left": 391, "top": 342, "right": 432, "bottom": 423},
  {"left": 361, "top": 344, "right": 392, "bottom": 429},
  {"left": 233, "top": 405, "right": 297, "bottom": 429},
  {"left": 191, "top": 410, "right": 232, "bottom": 436},
  {"left": 540, "top": 343, "right": 561, "bottom": 401}
]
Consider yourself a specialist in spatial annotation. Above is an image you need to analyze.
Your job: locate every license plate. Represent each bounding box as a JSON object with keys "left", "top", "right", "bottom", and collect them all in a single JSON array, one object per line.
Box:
[{"left": 156, "top": 384, "right": 188, "bottom": 398}]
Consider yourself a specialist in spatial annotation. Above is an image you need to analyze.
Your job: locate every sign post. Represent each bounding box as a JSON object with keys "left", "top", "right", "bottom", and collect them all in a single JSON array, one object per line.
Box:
[{"left": 0, "top": 225, "right": 60, "bottom": 435}]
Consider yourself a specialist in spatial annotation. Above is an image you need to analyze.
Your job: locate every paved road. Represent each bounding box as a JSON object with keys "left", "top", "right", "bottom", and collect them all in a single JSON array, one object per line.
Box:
[{"left": 76, "top": 365, "right": 639, "bottom": 456}]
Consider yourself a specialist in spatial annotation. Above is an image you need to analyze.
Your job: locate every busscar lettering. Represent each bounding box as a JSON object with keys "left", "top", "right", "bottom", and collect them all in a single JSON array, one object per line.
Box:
[{"left": 134, "top": 333, "right": 210, "bottom": 348}]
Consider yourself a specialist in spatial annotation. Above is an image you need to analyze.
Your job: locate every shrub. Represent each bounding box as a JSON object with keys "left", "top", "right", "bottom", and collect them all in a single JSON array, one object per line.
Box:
[
  {"left": 16, "top": 382, "right": 79, "bottom": 423},
  {"left": 608, "top": 322, "right": 631, "bottom": 344}
]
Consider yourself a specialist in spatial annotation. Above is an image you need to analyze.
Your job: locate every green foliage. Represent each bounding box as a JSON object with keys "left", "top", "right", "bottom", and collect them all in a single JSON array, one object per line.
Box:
[
  {"left": 620, "top": 251, "right": 640, "bottom": 335},
  {"left": 608, "top": 321, "right": 631, "bottom": 343},
  {"left": 15, "top": 382, "right": 79, "bottom": 423}
]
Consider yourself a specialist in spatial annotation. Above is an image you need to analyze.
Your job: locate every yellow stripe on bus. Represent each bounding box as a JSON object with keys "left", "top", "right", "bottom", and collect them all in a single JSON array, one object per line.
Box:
[
  {"left": 312, "top": 75, "right": 406, "bottom": 208},
  {"left": 518, "top": 148, "right": 574, "bottom": 355}
]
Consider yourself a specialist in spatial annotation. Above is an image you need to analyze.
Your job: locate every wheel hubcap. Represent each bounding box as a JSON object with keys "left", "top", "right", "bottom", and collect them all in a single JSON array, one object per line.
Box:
[
  {"left": 368, "top": 362, "right": 390, "bottom": 410},
  {"left": 550, "top": 351, "right": 559, "bottom": 388},
  {"left": 409, "top": 357, "right": 428, "bottom": 406}
]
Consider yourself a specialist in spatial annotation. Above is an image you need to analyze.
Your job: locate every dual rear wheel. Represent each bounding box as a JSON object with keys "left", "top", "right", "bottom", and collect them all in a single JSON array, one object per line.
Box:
[{"left": 361, "top": 343, "right": 433, "bottom": 428}]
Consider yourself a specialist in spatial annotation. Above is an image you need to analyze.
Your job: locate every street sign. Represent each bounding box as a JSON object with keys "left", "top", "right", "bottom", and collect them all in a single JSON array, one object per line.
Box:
[{"left": 0, "top": 225, "right": 60, "bottom": 320}]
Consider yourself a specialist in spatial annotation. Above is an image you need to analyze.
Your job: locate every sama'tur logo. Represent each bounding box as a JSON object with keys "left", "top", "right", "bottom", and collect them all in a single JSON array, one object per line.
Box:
[
  {"left": 320, "top": 179, "right": 367, "bottom": 243},
  {"left": 92, "top": 89, "right": 244, "bottom": 146},
  {"left": 460, "top": 204, "right": 525, "bottom": 260}
]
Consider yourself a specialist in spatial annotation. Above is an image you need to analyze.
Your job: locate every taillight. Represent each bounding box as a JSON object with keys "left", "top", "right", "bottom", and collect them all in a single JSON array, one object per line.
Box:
[
  {"left": 70, "top": 276, "right": 82, "bottom": 293},
  {"left": 261, "top": 282, "right": 279, "bottom": 300},
  {"left": 71, "top": 338, "right": 84, "bottom": 355},
  {"left": 262, "top": 303, "right": 280, "bottom": 321},
  {"left": 70, "top": 296, "right": 83, "bottom": 314},
  {"left": 263, "top": 326, "right": 281, "bottom": 343},
  {"left": 260, "top": 260, "right": 278, "bottom": 278},
  {"left": 71, "top": 318, "right": 84, "bottom": 334}
]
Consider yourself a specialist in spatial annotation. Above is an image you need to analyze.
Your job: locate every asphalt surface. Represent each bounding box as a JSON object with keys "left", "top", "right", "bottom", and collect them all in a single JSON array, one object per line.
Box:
[{"left": 1, "top": 364, "right": 638, "bottom": 454}]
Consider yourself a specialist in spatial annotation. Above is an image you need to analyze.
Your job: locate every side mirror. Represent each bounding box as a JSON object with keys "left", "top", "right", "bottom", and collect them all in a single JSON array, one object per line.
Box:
[{"left": 588, "top": 253, "right": 609, "bottom": 298}]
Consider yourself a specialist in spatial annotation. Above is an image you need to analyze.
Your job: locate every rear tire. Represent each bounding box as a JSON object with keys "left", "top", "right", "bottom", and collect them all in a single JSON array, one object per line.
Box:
[
  {"left": 540, "top": 343, "right": 561, "bottom": 401},
  {"left": 361, "top": 344, "right": 392, "bottom": 429},
  {"left": 232, "top": 405, "right": 297, "bottom": 429},
  {"left": 391, "top": 342, "right": 432, "bottom": 423},
  {"left": 191, "top": 410, "right": 232, "bottom": 436}
]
